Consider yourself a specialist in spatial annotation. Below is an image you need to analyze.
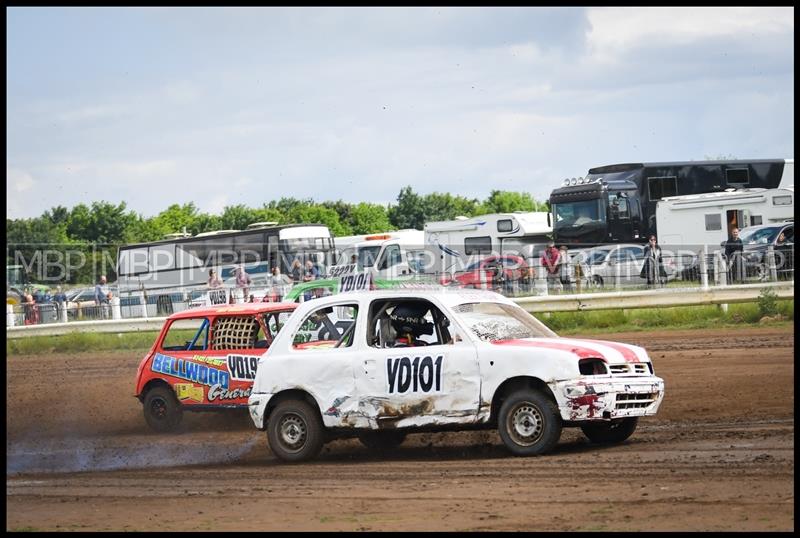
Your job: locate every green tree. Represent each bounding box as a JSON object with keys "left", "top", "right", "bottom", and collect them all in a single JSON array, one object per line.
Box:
[
  {"left": 479, "top": 190, "right": 546, "bottom": 214},
  {"left": 285, "top": 204, "right": 351, "bottom": 237},
  {"left": 348, "top": 202, "right": 393, "bottom": 234},
  {"left": 422, "top": 192, "right": 481, "bottom": 222},
  {"left": 219, "top": 204, "right": 260, "bottom": 231},
  {"left": 388, "top": 186, "right": 426, "bottom": 230}
]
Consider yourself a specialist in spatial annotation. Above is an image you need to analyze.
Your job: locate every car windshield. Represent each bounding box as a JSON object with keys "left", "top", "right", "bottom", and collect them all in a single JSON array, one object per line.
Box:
[
  {"left": 357, "top": 245, "right": 382, "bottom": 268},
  {"left": 739, "top": 226, "right": 781, "bottom": 245},
  {"left": 453, "top": 302, "right": 555, "bottom": 341}
]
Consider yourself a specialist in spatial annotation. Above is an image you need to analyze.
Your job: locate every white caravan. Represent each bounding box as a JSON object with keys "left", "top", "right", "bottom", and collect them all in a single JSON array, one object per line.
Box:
[
  {"left": 423, "top": 212, "right": 552, "bottom": 275},
  {"left": 336, "top": 229, "right": 426, "bottom": 279},
  {"left": 656, "top": 186, "right": 794, "bottom": 247}
]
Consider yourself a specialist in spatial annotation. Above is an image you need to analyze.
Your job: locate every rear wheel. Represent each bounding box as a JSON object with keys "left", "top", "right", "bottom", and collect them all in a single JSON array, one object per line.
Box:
[
  {"left": 267, "top": 399, "right": 324, "bottom": 462},
  {"left": 581, "top": 417, "right": 638, "bottom": 444},
  {"left": 143, "top": 386, "right": 183, "bottom": 433},
  {"left": 498, "top": 389, "right": 562, "bottom": 456},
  {"left": 358, "top": 430, "right": 407, "bottom": 451}
]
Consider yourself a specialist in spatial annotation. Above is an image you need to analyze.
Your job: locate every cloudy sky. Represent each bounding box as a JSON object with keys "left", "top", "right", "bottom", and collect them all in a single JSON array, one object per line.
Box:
[{"left": 6, "top": 6, "right": 794, "bottom": 219}]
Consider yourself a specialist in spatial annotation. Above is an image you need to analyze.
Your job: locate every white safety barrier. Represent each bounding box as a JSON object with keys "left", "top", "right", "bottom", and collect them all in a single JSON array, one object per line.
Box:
[{"left": 6, "top": 281, "right": 792, "bottom": 338}]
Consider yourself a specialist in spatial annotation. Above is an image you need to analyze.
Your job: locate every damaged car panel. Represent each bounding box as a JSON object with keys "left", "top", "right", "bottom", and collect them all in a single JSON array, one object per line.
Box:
[
  {"left": 134, "top": 302, "right": 297, "bottom": 432},
  {"left": 248, "top": 289, "right": 665, "bottom": 462}
]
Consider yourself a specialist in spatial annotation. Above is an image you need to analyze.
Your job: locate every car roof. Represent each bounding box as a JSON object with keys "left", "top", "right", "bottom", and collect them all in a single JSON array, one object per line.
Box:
[
  {"left": 167, "top": 301, "right": 298, "bottom": 320},
  {"left": 292, "top": 288, "right": 515, "bottom": 309}
]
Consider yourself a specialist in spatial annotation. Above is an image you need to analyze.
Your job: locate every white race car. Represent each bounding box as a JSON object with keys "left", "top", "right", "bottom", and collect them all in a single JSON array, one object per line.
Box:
[{"left": 248, "top": 289, "right": 665, "bottom": 462}]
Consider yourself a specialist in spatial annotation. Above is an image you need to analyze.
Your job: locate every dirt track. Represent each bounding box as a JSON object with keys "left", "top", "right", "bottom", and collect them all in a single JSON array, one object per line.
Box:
[{"left": 6, "top": 326, "right": 794, "bottom": 531}]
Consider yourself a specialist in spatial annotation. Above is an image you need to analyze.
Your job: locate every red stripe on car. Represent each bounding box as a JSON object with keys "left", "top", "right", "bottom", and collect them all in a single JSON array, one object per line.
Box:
[{"left": 490, "top": 339, "right": 607, "bottom": 360}]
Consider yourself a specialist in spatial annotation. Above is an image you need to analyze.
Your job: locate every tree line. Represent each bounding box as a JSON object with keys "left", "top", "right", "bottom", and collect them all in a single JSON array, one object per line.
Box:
[{"left": 6, "top": 186, "right": 548, "bottom": 285}]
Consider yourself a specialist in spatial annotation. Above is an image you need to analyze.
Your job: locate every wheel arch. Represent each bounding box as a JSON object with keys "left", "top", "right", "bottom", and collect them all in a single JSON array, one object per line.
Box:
[
  {"left": 138, "top": 378, "right": 173, "bottom": 403},
  {"left": 266, "top": 389, "right": 322, "bottom": 423},
  {"left": 490, "top": 376, "right": 557, "bottom": 425}
]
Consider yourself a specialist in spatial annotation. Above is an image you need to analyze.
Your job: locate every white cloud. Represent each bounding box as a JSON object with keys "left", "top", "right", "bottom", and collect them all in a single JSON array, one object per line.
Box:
[
  {"left": 587, "top": 7, "right": 793, "bottom": 60},
  {"left": 8, "top": 167, "right": 35, "bottom": 192}
]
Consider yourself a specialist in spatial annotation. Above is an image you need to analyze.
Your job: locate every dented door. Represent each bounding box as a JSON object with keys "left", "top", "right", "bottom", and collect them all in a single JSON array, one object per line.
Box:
[{"left": 354, "top": 340, "right": 481, "bottom": 429}]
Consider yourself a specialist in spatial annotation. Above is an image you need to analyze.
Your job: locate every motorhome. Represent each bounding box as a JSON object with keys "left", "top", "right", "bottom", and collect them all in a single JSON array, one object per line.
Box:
[
  {"left": 335, "top": 229, "right": 425, "bottom": 279},
  {"left": 550, "top": 158, "right": 793, "bottom": 245},
  {"left": 656, "top": 186, "right": 794, "bottom": 247},
  {"left": 423, "top": 212, "right": 552, "bottom": 275}
]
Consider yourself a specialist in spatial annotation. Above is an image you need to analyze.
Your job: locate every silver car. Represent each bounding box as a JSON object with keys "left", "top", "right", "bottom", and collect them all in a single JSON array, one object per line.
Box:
[{"left": 574, "top": 244, "right": 684, "bottom": 288}]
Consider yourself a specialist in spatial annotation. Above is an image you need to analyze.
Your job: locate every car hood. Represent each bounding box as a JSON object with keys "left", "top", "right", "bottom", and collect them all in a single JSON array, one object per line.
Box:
[{"left": 490, "top": 337, "right": 649, "bottom": 365}]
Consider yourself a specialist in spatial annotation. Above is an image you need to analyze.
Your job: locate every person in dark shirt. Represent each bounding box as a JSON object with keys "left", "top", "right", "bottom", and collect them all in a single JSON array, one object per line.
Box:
[{"left": 724, "top": 227, "right": 744, "bottom": 282}]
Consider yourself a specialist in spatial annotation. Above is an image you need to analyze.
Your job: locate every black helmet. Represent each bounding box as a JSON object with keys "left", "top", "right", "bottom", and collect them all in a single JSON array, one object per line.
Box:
[{"left": 389, "top": 302, "right": 434, "bottom": 337}]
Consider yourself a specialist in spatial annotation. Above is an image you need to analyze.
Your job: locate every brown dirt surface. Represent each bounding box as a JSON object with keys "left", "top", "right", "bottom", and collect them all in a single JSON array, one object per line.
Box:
[{"left": 6, "top": 325, "right": 794, "bottom": 531}]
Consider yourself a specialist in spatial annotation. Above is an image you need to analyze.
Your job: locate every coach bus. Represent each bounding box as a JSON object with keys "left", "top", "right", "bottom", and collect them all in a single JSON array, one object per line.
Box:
[
  {"left": 116, "top": 223, "right": 335, "bottom": 292},
  {"left": 549, "top": 158, "right": 793, "bottom": 245}
]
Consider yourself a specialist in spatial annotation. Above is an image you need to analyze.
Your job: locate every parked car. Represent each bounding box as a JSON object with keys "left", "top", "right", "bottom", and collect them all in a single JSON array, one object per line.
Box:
[
  {"left": 737, "top": 222, "right": 794, "bottom": 280},
  {"left": 575, "top": 244, "right": 685, "bottom": 288},
  {"left": 134, "top": 301, "right": 298, "bottom": 432},
  {"left": 247, "top": 289, "right": 665, "bottom": 462},
  {"left": 64, "top": 287, "right": 105, "bottom": 319},
  {"left": 442, "top": 254, "right": 531, "bottom": 291}
]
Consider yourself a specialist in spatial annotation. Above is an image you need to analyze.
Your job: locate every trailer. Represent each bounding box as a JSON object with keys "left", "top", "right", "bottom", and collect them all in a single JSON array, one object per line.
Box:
[
  {"left": 656, "top": 186, "right": 794, "bottom": 247},
  {"left": 423, "top": 212, "right": 552, "bottom": 275}
]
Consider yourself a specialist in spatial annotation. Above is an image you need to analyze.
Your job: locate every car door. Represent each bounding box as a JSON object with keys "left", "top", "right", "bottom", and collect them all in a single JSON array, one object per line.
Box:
[
  {"left": 151, "top": 315, "right": 232, "bottom": 407},
  {"left": 354, "top": 297, "right": 481, "bottom": 428},
  {"left": 620, "top": 245, "right": 645, "bottom": 285}
]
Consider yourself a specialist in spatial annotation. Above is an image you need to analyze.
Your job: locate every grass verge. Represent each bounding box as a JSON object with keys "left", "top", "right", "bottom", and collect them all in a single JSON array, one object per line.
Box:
[{"left": 547, "top": 299, "right": 793, "bottom": 335}]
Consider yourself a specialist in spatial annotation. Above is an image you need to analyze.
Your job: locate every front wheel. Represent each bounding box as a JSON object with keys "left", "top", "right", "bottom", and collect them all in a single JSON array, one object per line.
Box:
[
  {"left": 143, "top": 385, "right": 183, "bottom": 433},
  {"left": 358, "top": 430, "right": 407, "bottom": 451},
  {"left": 497, "top": 389, "right": 562, "bottom": 456},
  {"left": 267, "top": 399, "right": 325, "bottom": 462},
  {"left": 581, "top": 417, "right": 638, "bottom": 444}
]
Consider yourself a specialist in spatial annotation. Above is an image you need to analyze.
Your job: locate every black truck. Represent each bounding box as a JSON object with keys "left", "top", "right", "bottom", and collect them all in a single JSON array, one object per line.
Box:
[{"left": 549, "top": 158, "right": 792, "bottom": 246}]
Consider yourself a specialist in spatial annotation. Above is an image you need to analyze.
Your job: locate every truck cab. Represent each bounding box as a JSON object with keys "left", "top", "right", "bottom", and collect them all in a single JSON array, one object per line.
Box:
[
  {"left": 550, "top": 178, "right": 642, "bottom": 246},
  {"left": 340, "top": 230, "right": 425, "bottom": 279}
]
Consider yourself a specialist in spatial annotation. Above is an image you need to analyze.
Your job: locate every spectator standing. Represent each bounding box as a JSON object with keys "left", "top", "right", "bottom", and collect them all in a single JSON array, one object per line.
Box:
[
  {"left": 269, "top": 266, "right": 292, "bottom": 302},
  {"left": 541, "top": 241, "right": 561, "bottom": 292},
  {"left": 234, "top": 265, "right": 252, "bottom": 302},
  {"left": 558, "top": 245, "right": 573, "bottom": 293},
  {"left": 207, "top": 268, "right": 223, "bottom": 289},
  {"left": 94, "top": 275, "right": 110, "bottom": 319},
  {"left": 53, "top": 286, "right": 67, "bottom": 307},
  {"left": 304, "top": 260, "right": 320, "bottom": 282},
  {"left": 640, "top": 235, "right": 667, "bottom": 288},
  {"left": 23, "top": 292, "right": 38, "bottom": 325},
  {"left": 53, "top": 286, "right": 67, "bottom": 320},
  {"left": 290, "top": 259, "right": 303, "bottom": 283},
  {"left": 724, "top": 227, "right": 744, "bottom": 283},
  {"left": 303, "top": 260, "right": 320, "bottom": 301}
]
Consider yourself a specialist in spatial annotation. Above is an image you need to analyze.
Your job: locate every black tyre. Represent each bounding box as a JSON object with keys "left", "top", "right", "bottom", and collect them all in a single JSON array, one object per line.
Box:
[
  {"left": 358, "top": 430, "right": 407, "bottom": 451},
  {"left": 498, "top": 389, "right": 562, "bottom": 456},
  {"left": 581, "top": 417, "right": 638, "bottom": 444},
  {"left": 592, "top": 275, "right": 604, "bottom": 288},
  {"left": 267, "top": 399, "right": 325, "bottom": 462},
  {"left": 143, "top": 385, "right": 183, "bottom": 433}
]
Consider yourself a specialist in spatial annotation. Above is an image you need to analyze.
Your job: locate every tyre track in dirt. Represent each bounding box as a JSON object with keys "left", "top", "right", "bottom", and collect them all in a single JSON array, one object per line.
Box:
[{"left": 6, "top": 325, "right": 794, "bottom": 531}]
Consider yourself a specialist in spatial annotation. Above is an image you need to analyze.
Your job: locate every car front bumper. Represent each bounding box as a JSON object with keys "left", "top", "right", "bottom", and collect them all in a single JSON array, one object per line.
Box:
[{"left": 551, "top": 376, "right": 665, "bottom": 422}]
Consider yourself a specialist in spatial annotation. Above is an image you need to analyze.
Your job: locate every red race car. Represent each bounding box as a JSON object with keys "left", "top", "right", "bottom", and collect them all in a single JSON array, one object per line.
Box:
[
  {"left": 442, "top": 255, "right": 532, "bottom": 289},
  {"left": 134, "top": 302, "right": 297, "bottom": 432}
]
